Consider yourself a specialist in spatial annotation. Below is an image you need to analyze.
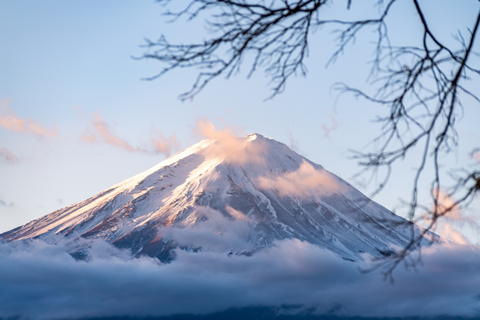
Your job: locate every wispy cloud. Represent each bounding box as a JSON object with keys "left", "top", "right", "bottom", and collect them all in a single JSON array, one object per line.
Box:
[
  {"left": 257, "top": 160, "right": 345, "bottom": 197},
  {"left": 81, "top": 112, "right": 179, "bottom": 156},
  {"left": 470, "top": 148, "right": 480, "bottom": 162},
  {"left": 421, "top": 189, "right": 478, "bottom": 245},
  {"left": 288, "top": 130, "right": 299, "bottom": 152},
  {"left": 0, "top": 147, "right": 20, "bottom": 165},
  {"left": 0, "top": 199, "right": 14, "bottom": 207},
  {"left": 193, "top": 118, "right": 238, "bottom": 142},
  {"left": 81, "top": 112, "right": 136, "bottom": 152},
  {"left": 321, "top": 113, "right": 342, "bottom": 139},
  {"left": 0, "top": 100, "right": 57, "bottom": 138}
]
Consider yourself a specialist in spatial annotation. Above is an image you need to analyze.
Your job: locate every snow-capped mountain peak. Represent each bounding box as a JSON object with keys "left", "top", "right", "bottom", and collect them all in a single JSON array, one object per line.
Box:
[{"left": 1, "top": 134, "right": 429, "bottom": 262}]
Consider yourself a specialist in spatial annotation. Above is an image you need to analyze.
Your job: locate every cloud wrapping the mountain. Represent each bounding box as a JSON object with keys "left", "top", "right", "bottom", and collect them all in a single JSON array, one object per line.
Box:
[
  {"left": 420, "top": 189, "right": 478, "bottom": 246},
  {"left": 0, "top": 240, "right": 479, "bottom": 320},
  {"left": 0, "top": 199, "right": 14, "bottom": 207},
  {"left": 433, "top": 190, "right": 472, "bottom": 245},
  {"left": 164, "top": 207, "right": 253, "bottom": 251},
  {"left": 257, "top": 160, "right": 345, "bottom": 197},
  {"left": 288, "top": 130, "right": 300, "bottom": 152},
  {"left": 0, "top": 100, "right": 57, "bottom": 138},
  {"left": 193, "top": 119, "right": 265, "bottom": 164}
]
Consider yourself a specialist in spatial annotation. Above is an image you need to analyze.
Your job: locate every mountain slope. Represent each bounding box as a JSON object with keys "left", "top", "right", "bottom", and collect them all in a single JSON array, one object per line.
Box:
[{"left": 1, "top": 134, "right": 429, "bottom": 261}]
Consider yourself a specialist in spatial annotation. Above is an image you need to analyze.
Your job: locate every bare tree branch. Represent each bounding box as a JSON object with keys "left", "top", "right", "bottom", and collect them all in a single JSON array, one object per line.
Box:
[{"left": 140, "top": 0, "right": 480, "bottom": 276}]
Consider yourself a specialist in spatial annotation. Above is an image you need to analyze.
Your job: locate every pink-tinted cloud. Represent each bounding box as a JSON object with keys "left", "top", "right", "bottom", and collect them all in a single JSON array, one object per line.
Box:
[
  {"left": 434, "top": 189, "right": 462, "bottom": 220},
  {"left": 81, "top": 112, "right": 136, "bottom": 152},
  {"left": 80, "top": 131, "right": 97, "bottom": 144},
  {"left": 422, "top": 189, "right": 478, "bottom": 245},
  {"left": 226, "top": 205, "right": 251, "bottom": 222},
  {"left": 193, "top": 119, "right": 264, "bottom": 164},
  {"left": 193, "top": 118, "right": 237, "bottom": 141},
  {"left": 321, "top": 113, "right": 342, "bottom": 139},
  {"left": 471, "top": 148, "right": 480, "bottom": 162},
  {"left": 151, "top": 129, "right": 180, "bottom": 157},
  {"left": 0, "top": 147, "right": 19, "bottom": 165},
  {"left": 165, "top": 207, "right": 252, "bottom": 251},
  {"left": 81, "top": 112, "right": 178, "bottom": 156},
  {"left": 0, "top": 100, "right": 57, "bottom": 138},
  {"left": 436, "top": 223, "right": 470, "bottom": 245},
  {"left": 257, "top": 160, "right": 345, "bottom": 197}
]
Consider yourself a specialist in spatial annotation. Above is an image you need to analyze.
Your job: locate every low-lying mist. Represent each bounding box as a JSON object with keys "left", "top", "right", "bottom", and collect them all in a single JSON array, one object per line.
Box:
[{"left": 0, "top": 238, "right": 479, "bottom": 320}]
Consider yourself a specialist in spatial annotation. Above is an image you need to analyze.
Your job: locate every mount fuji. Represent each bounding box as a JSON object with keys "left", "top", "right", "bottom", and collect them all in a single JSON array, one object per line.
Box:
[{"left": 1, "top": 133, "right": 429, "bottom": 262}]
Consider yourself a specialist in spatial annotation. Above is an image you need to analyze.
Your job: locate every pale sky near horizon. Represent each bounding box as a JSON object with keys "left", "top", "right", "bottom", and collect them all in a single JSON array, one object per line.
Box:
[{"left": 1, "top": 0, "right": 479, "bottom": 243}]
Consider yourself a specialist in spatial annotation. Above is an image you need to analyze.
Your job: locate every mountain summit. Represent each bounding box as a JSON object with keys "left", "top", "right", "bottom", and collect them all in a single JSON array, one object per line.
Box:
[{"left": 1, "top": 133, "right": 427, "bottom": 261}]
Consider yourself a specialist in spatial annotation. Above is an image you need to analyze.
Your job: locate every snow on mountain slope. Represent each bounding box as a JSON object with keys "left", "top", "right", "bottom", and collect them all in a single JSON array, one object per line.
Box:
[{"left": 0, "top": 133, "right": 430, "bottom": 261}]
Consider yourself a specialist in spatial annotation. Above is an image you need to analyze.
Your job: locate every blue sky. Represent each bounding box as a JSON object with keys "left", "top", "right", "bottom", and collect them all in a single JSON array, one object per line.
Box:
[{"left": 1, "top": 0, "right": 479, "bottom": 243}]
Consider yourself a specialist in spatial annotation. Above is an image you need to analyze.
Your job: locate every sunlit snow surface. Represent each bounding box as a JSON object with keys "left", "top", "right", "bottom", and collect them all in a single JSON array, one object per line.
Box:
[
  {"left": 1, "top": 134, "right": 429, "bottom": 261},
  {"left": 2, "top": 134, "right": 478, "bottom": 320}
]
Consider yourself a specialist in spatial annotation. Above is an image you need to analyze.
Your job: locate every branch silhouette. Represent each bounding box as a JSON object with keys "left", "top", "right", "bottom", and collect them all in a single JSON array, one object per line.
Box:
[{"left": 140, "top": 0, "right": 480, "bottom": 276}]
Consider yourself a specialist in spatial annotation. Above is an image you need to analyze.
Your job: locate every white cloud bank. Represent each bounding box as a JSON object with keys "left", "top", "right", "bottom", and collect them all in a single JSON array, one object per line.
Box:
[
  {"left": 0, "top": 239, "right": 480, "bottom": 320},
  {"left": 257, "top": 160, "right": 345, "bottom": 197}
]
